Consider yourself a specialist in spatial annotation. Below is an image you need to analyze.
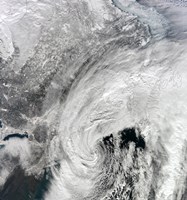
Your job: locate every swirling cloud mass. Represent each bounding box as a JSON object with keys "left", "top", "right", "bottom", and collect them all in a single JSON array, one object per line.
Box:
[{"left": 0, "top": 0, "right": 187, "bottom": 200}]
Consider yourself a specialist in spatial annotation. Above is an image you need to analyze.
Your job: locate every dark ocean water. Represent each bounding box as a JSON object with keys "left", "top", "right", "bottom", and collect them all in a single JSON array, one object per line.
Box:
[{"left": 0, "top": 167, "right": 52, "bottom": 200}]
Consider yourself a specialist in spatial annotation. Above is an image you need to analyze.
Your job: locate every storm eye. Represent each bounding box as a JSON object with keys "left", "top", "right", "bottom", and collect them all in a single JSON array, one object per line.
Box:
[{"left": 119, "top": 127, "right": 145, "bottom": 150}]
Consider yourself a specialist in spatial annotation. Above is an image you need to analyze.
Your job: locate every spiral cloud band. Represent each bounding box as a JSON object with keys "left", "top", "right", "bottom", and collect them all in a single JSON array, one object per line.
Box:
[{"left": 0, "top": 0, "right": 187, "bottom": 200}]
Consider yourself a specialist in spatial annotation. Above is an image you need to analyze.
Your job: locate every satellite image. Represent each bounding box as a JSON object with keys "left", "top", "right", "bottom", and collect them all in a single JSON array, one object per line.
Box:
[{"left": 0, "top": 0, "right": 187, "bottom": 199}]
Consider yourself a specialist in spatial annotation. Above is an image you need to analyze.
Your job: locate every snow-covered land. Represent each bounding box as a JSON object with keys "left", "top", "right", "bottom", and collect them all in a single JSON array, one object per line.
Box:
[{"left": 0, "top": 0, "right": 187, "bottom": 200}]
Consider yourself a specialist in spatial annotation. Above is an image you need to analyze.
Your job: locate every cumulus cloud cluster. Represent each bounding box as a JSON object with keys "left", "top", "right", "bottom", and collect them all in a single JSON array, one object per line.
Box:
[{"left": 0, "top": 0, "right": 187, "bottom": 200}]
